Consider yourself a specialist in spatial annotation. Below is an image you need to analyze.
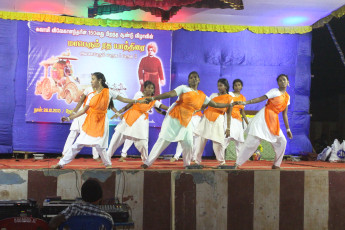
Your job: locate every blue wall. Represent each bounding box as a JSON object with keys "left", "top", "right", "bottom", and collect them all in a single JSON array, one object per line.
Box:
[
  {"left": 171, "top": 29, "right": 313, "bottom": 155},
  {"left": 0, "top": 19, "right": 312, "bottom": 156}
]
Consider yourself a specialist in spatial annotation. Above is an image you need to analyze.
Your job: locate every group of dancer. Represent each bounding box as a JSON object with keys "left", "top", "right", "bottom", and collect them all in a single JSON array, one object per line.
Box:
[{"left": 52, "top": 71, "right": 292, "bottom": 169}]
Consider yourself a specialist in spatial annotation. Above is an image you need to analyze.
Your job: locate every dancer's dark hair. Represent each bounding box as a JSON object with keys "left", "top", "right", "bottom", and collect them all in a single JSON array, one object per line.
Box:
[
  {"left": 92, "top": 72, "right": 114, "bottom": 110},
  {"left": 218, "top": 78, "right": 230, "bottom": 93},
  {"left": 232, "top": 79, "right": 243, "bottom": 89},
  {"left": 144, "top": 80, "right": 155, "bottom": 96}
]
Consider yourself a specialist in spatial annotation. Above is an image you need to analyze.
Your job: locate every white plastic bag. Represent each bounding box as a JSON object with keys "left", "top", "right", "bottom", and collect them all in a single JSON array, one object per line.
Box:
[
  {"left": 317, "top": 146, "right": 332, "bottom": 161},
  {"left": 337, "top": 140, "right": 345, "bottom": 162},
  {"left": 329, "top": 139, "right": 342, "bottom": 162}
]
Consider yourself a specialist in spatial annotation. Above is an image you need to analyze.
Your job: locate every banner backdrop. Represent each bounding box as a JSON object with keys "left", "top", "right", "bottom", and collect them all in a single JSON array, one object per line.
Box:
[{"left": 26, "top": 21, "right": 172, "bottom": 126}]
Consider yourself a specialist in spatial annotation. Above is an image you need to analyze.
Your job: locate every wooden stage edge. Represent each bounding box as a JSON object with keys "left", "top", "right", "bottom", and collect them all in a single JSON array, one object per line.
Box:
[{"left": 1, "top": 156, "right": 345, "bottom": 170}]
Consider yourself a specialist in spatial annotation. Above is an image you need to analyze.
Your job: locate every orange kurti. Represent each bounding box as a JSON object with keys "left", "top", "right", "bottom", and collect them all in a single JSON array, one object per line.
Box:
[
  {"left": 264, "top": 91, "right": 289, "bottom": 136},
  {"left": 231, "top": 94, "right": 246, "bottom": 121},
  {"left": 82, "top": 88, "right": 109, "bottom": 137},
  {"left": 123, "top": 98, "right": 156, "bottom": 126},
  {"left": 204, "top": 94, "right": 232, "bottom": 122},
  {"left": 169, "top": 90, "right": 206, "bottom": 127},
  {"left": 194, "top": 110, "right": 203, "bottom": 117},
  {"left": 82, "top": 90, "right": 94, "bottom": 107}
]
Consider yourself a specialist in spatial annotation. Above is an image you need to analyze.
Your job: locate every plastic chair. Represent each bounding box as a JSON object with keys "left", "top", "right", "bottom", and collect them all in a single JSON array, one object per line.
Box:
[
  {"left": 58, "top": 215, "right": 113, "bottom": 230},
  {"left": 0, "top": 217, "right": 49, "bottom": 230}
]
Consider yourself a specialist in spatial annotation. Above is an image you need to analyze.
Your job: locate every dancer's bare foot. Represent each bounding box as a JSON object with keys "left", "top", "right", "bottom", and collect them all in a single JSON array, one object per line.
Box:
[
  {"left": 51, "top": 164, "right": 63, "bottom": 169},
  {"left": 170, "top": 158, "right": 176, "bottom": 162},
  {"left": 105, "top": 165, "right": 112, "bottom": 169},
  {"left": 56, "top": 156, "right": 62, "bottom": 159},
  {"left": 118, "top": 157, "right": 126, "bottom": 162},
  {"left": 272, "top": 165, "right": 281, "bottom": 169},
  {"left": 93, "top": 157, "right": 101, "bottom": 162},
  {"left": 141, "top": 164, "right": 148, "bottom": 169}
]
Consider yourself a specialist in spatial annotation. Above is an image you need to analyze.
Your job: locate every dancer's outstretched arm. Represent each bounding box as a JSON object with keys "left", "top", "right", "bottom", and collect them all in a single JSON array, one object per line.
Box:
[
  {"left": 72, "top": 94, "right": 87, "bottom": 114},
  {"left": 61, "top": 105, "right": 89, "bottom": 122},
  {"left": 239, "top": 95, "right": 268, "bottom": 105},
  {"left": 145, "top": 90, "right": 177, "bottom": 102},
  {"left": 208, "top": 100, "right": 236, "bottom": 108},
  {"left": 116, "top": 95, "right": 146, "bottom": 104}
]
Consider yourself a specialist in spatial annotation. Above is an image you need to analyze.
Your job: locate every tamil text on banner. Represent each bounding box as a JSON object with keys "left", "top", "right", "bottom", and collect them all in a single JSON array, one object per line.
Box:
[{"left": 26, "top": 21, "right": 172, "bottom": 126}]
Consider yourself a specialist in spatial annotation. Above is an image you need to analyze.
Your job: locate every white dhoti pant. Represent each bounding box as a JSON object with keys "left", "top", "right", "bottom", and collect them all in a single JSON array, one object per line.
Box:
[
  {"left": 62, "top": 130, "right": 100, "bottom": 159},
  {"left": 236, "top": 134, "right": 287, "bottom": 167},
  {"left": 223, "top": 138, "right": 244, "bottom": 158},
  {"left": 121, "top": 139, "right": 134, "bottom": 157},
  {"left": 173, "top": 135, "right": 199, "bottom": 161},
  {"left": 107, "top": 132, "right": 148, "bottom": 163},
  {"left": 58, "top": 143, "right": 109, "bottom": 167},
  {"left": 194, "top": 137, "right": 226, "bottom": 165},
  {"left": 144, "top": 137, "right": 193, "bottom": 167}
]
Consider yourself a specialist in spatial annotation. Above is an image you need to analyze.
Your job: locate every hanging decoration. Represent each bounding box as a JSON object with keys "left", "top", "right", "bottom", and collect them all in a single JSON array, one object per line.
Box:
[
  {"left": 103, "top": 0, "right": 203, "bottom": 10},
  {"left": 90, "top": 0, "right": 244, "bottom": 22},
  {"left": 326, "top": 23, "right": 345, "bottom": 67}
]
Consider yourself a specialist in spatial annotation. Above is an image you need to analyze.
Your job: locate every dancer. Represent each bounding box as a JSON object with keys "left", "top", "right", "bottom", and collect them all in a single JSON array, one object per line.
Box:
[
  {"left": 224, "top": 79, "right": 249, "bottom": 157},
  {"left": 60, "top": 86, "right": 107, "bottom": 160},
  {"left": 141, "top": 71, "right": 237, "bottom": 169},
  {"left": 170, "top": 111, "right": 203, "bottom": 162},
  {"left": 194, "top": 78, "right": 233, "bottom": 165},
  {"left": 107, "top": 81, "right": 169, "bottom": 163},
  {"left": 235, "top": 74, "right": 293, "bottom": 169},
  {"left": 51, "top": 72, "right": 145, "bottom": 169},
  {"left": 117, "top": 107, "right": 167, "bottom": 162}
]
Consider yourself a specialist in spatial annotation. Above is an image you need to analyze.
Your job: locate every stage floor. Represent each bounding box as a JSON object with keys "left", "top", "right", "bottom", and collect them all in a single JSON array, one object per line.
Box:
[
  {"left": 1, "top": 157, "right": 345, "bottom": 230},
  {"left": 1, "top": 157, "right": 345, "bottom": 170}
]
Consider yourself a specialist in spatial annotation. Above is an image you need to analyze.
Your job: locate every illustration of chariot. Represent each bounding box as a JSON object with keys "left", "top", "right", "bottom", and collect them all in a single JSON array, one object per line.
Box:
[{"left": 35, "top": 49, "right": 86, "bottom": 104}]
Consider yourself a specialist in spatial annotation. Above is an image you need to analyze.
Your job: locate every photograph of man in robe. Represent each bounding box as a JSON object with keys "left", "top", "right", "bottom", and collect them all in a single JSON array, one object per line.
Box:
[{"left": 138, "top": 42, "right": 165, "bottom": 96}]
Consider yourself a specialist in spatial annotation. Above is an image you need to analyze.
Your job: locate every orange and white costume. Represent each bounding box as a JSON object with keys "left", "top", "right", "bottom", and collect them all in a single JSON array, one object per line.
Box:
[
  {"left": 223, "top": 92, "right": 246, "bottom": 157},
  {"left": 194, "top": 93, "right": 233, "bottom": 164},
  {"left": 144, "top": 85, "right": 211, "bottom": 167},
  {"left": 236, "top": 88, "right": 290, "bottom": 167},
  {"left": 173, "top": 111, "right": 202, "bottom": 161},
  {"left": 61, "top": 87, "right": 100, "bottom": 159},
  {"left": 106, "top": 91, "right": 162, "bottom": 162},
  {"left": 58, "top": 88, "right": 119, "bottom": 167}
]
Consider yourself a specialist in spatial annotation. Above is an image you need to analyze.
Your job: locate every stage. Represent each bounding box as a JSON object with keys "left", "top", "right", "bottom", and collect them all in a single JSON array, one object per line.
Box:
[
  {"left": 0, "top": 156, "right": 345, "bottom": 170},
  {"left": 0, "top": 157, "right": 345, "bottom": 230}
]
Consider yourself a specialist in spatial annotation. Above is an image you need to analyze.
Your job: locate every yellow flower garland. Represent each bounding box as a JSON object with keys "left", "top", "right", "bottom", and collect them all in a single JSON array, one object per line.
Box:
[{"left": 0, "top": 11, "right": 312, "bottom": 34}]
